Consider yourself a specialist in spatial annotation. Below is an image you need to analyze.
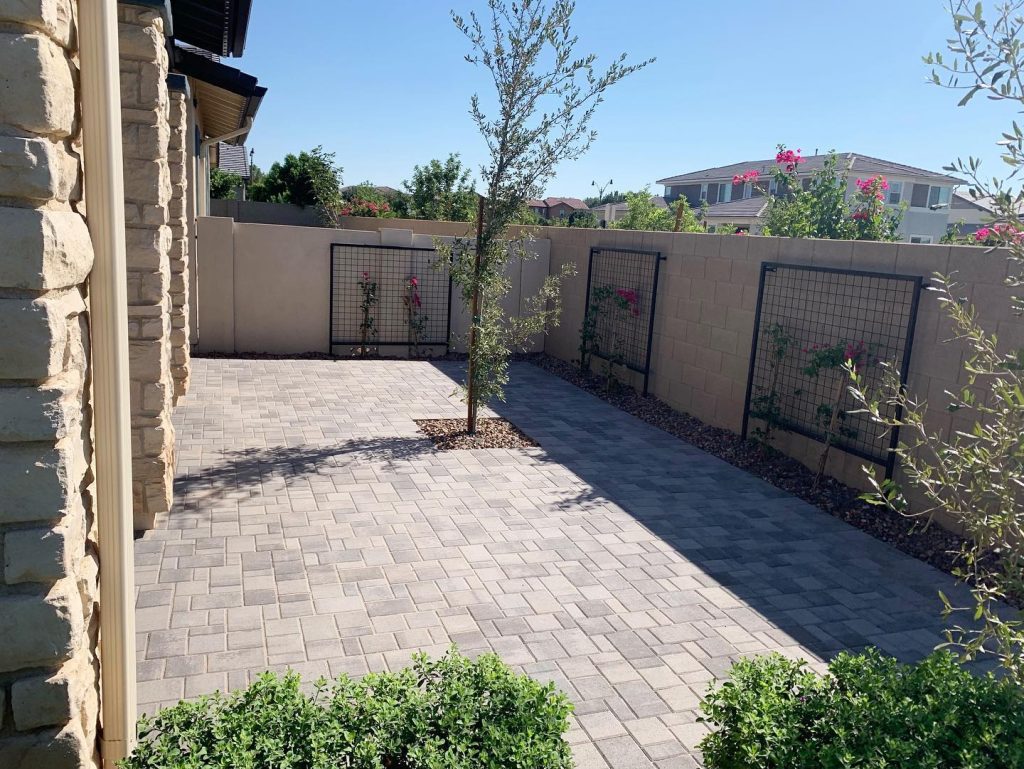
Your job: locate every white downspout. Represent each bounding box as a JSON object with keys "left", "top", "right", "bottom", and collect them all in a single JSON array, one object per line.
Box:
[
  {"left": 200, "top": 120, "right": 252, "bottom": 215},
  {"left": 79, "top": 0, "right": 138, "bottom": 766}
]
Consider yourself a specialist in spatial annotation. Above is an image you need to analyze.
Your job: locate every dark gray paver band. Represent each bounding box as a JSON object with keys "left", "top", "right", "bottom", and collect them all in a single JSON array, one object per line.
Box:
[{"left": 135, "top": 359, "right": 966, "bottom": 767}]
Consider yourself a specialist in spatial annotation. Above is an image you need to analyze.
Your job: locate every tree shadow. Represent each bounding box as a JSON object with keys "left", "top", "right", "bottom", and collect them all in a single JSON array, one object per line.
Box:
[
  {"left": 174, "top": 436, "right": 433, "bottom": 505},
  {"left": 427, "top": 360, "right": 974, "bottom": 669}
]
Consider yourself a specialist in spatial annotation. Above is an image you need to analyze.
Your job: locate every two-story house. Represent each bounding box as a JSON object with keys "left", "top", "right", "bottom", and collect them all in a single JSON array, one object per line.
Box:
[{"left": 657, "top": 153, "right": 964, "bottom": 242}]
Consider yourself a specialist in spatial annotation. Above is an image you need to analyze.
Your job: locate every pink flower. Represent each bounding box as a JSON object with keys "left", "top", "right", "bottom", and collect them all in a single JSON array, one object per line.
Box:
[
  {"left": 775, "top": 148, "right": 805, "bottom": 173},
  {"left": 974, "top": 227, "right": 991, "bottom": 241},
  {"left": 851, "top": 211, "right": 869, "bottom": 221},
  {"left": 361, "top": 271, "right": 369, "bottom": 279},
  {"left": 410, "top": 277, "right": 419, "bottom": 287},
  {"left": 732, "top": 170, "right": 760, "bottom": 185}
]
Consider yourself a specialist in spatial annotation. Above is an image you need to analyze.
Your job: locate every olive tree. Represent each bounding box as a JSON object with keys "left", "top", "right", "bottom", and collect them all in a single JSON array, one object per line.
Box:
[
  {"left": 851, "top": 0, "right": 1024, "bottom": 683},
  {"left": 443, "top": 0, "right": 651, "bottom": 433}
]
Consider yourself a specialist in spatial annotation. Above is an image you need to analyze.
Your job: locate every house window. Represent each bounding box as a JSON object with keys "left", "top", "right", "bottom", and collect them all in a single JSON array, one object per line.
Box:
[
  {"left": 909, "top": 235, "right": 934, "bottom": 244},
  {"left": 887, "top": 181, "right": 902, "bottom": 205},
  {"left": 910, "top": 184, "right": 950, "bottom": 208},
  {"left": 928, "top": 186, "right": 951, "bottom": 208}
]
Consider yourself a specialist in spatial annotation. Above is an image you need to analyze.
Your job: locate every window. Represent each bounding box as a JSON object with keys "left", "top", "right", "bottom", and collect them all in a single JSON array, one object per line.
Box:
[
  {"left": 910, "top": 183, "right": 951, "bottom": 209},
  {"left": 928, "top": 186, "right": 951, "bottom": 208},
  {"left": 701, "top": 183, "right": 726, "bottom": 204},
  {"left": 887, "top": 181, "right": 902, "bottom": 205},
  {"left": 909, "top": 235, "right": 934, "bottom": 244}
]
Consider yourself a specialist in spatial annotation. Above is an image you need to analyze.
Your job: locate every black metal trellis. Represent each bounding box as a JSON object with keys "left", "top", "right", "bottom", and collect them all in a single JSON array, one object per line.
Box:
[
  {"left": 329, "top": 243, "right": 452, "bottom": 355},
  {"left": 583, "top": 247, "right": 665, "bottom": 394},
  {"left": 741, "top": 261, "right": 923, "bottom": 478}
]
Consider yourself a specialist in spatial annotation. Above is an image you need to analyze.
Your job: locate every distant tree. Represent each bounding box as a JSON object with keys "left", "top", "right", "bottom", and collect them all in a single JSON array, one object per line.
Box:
[
  {"left": 404, "top": 154, "right": 477, "bottom": 221},
  {"left": 339, "top": 182, "right": 397, "bottom": 218},
  {"left": 210, "top": 168, "right": 242, "bottom": 199},
  {"left": 566, "top": 210, "right": 599, "bottom": 228},
  {"left": 249, "top": 146, "right": 343, "bottom": 224},
  {"left": 612, "top": 190, "right": 674, "bottom": 230}
]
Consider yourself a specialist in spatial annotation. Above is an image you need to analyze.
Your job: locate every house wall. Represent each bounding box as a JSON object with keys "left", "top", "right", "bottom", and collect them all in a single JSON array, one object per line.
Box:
[
  {"left": 0, "top": 2, "right": 101, "bottom": 766},
  {"left": 166, "top": 80, "right": 191, "bottom": 401},
  {"left": 118, "top": 2, "right": 176, "bottom": 530},
  {"left": 194, "top": 218, "right": 549, "bottom": 356}
]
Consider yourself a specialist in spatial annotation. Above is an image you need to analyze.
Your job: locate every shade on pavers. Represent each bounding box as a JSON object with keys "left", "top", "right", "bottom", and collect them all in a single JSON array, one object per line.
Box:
[{"left": 134, "top": 359, "right": 965, "bottom": 768}]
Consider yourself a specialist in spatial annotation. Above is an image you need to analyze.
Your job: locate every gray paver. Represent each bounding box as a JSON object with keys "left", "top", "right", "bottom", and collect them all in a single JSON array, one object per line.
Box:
[{"left": 135, "top": 358, "right": 968, "bottom": 759}]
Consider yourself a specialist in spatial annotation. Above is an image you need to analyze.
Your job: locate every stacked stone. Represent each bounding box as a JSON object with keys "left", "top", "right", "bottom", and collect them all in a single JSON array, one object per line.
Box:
[
  {"left": 0, "top": 2, "right": 101, "bottom": 767},
  {"left": 166, "top": 82, "right": 191, "bottom": 402},
  {"left": 118, "top": 3, "right": 175, "bottom": 529}
]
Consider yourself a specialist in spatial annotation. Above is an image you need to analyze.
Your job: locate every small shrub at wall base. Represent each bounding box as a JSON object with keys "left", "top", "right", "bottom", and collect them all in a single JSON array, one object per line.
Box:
[
  {"left": 699, "top": 649, "right": 1024, "bottom": 769},
  {"left": 120, "top": 648, "right": 574, "bottom": 769}
]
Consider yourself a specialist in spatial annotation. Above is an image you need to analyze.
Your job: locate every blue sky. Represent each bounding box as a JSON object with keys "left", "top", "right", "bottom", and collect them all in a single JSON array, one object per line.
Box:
[{"left": 236, "top": 0, "right": 1010, "bottom": 197}]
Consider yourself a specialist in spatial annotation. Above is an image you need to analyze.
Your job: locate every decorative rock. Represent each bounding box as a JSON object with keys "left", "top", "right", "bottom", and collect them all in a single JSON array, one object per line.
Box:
[
  {"left": 0, "top": 581, "right": 82, "bottom": 672},
  {"left": 0, "top": 0, "right": 74, "bottom": 47},
  {"left": 0, "top": 207, "right": 93, "bottom": 289},
  {"left": 0, "top": 135, "right": 76, "bottom": 201},
  {"left": 11, "top": 670, "right": 72, "bottom": 729},
  {"left": 5, "top": 522, "right": 78, "bottom": 584},
  {"left": 0, "top": 442, "right": 85, "bottom": 525},
  {"left": 0, "top": 32, "right": 74, "bottom": 137},
  {"left": 0, "top": 380, "right": 77, "bottom": 442},
  {"left": 0, "top": 290, "right": 86, "bottom": 379}
]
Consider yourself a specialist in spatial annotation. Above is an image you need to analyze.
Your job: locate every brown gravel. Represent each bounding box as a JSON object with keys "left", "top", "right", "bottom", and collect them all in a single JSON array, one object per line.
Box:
[
  {"left": 416, "top": 418, "right": 539, "bottom": 450},
  {"left": 527, "top": 353, "right": 981, "bottom": 584}
]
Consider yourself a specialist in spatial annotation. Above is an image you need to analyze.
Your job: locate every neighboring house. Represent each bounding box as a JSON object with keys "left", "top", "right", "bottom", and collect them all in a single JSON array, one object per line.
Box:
[
  {"left": 215, "top": 142, "right": 251, "bottom": 181},
  {"left": 591, "top": 196, "right": 668, "bottom": 225},
  {"left": 657, "top": 153, "right": 964, "bottom": 242},
  {"left": 949, "top": 191, "right": 1024, "bottom": 236},
  {"left": 528, "top": 196, "right": 589, "bottom": 220}
]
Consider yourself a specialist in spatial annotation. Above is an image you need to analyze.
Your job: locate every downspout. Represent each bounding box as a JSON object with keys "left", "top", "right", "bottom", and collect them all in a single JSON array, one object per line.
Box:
[
  {"left": 199, "top": 120, "right": 252, "bottom": 215},
  {"left": 79, "top": 0, "right": 138, "bottom": 766}
]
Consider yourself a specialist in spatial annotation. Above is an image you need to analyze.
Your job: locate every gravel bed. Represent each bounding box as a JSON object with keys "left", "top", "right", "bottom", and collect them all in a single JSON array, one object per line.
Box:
[
  {"left": 415, "top": 418, "right": 539, "bottom": 451},
  {"left": 528, "top": 354, "right": 975, "bottom": 581}
]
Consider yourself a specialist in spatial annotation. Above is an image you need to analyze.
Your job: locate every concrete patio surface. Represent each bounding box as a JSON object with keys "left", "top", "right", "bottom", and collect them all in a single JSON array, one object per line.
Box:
[{"left": 134, "top": 358, "right": 965, "bottom": 767}]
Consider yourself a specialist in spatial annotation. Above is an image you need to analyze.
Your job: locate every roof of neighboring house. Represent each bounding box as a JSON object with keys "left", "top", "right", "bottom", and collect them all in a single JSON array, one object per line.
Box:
[
  {"left": 702, "top": 197, "right": 770, "bottom": 219},
  {"left": 657, "top": 153, "right": 965, "bottom": 186},
  {"left": 171, "top": 44, "right": 266, "bottom": 145},
  {"left": 215, "top": 142, "right": 250, "bottom": 179},
  {"left": 341, "top": 185, "right": 401, "bottom": 197},
  {"left": 952, "top": 191, "right": 1024, "bottom": 214},
  {"left": 528, "top": 197, "right": 589, "bottom": 210},
  {"left": 170, "top": 0, "right": 253, "bottom": 57}
]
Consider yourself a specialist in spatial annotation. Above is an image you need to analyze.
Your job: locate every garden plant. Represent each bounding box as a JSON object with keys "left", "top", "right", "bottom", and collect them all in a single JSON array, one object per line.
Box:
[
  {"left": 440, "top": 0, "right": 651, "bottom": 433},
  {"left": 699, "top": 649, "right": 1024, "bottom": 769},
  {"left": 121, "top": 648, "right": 574, "bottom": 769},
  {"left": 403, "top": 276, "right": 428, "bottom": 357},
  {"left": 846, "top": 0, "right": 1024, "bottom": 685},
  {"left": 357, "top": 271, "right": 378, "bottom": 358},
  {"left": 748, "top": 323, "right": 794, "bottom": 447}
]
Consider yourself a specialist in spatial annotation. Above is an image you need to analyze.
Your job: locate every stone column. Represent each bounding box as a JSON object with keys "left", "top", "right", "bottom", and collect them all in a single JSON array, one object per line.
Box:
[
  {"left": 0, "top": 2, "right": 101, "bottom": 767},
  {"left": 167, "top": 77, "right": 191, "bottom": 400},
  {"left": 118, "top": 2, "right": 175, "bottom": 529}
]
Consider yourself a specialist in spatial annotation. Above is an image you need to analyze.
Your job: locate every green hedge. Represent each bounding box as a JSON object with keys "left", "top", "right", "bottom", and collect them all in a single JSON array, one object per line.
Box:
[
  {"left": 121, "top": 649, "right": 573, "bottom": 769},
  {"left": 699, "top": 649, "right": 1024, "bottom": 769}
]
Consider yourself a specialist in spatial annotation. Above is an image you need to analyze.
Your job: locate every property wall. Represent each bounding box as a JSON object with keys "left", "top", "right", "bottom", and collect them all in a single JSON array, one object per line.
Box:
[
  {"left": 194, "top": 218, "right": 549, "bottom": 356},
  {"left": 338, "top": 217, "right": 1019, "bottom": 521},
  {"left": 119, "top": 2, "right": 175, "bottom": 529},
  {"left": 0, "top": 2, "right": 101, "bottom": 766},
  {"left": 211, "top": 198, "right": 323, "bottom": 227}
]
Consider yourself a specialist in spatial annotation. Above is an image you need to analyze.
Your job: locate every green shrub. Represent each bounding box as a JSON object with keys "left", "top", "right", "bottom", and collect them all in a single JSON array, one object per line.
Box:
[
  {"left": 121, "top": 648, "right": 573, "bottom": 769},
  {"left": 699, "top": 649, "right": 1024, "bottom": 769}
]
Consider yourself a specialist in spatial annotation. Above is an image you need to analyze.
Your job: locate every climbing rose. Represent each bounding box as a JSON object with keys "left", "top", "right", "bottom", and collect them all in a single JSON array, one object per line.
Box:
[{"left": 732, "top": 169, "right": 759, "bottom": 185}]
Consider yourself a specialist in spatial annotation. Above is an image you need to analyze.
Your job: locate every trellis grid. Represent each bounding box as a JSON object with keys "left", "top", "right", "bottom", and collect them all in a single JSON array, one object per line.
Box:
[
  {"left": 583, "top": 247, "right": 665, "bottom": 394},
  {"left": 741, "top": 262, "right": 924, "bottom": 477},
  {"left": 329, "top": 244, "right": 451, "bottom": 355}
]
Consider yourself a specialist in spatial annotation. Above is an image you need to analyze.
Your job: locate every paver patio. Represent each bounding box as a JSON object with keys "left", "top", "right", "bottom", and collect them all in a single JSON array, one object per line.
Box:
[{"left": 135, "top": 358, "right": 967, "bottom": 767}]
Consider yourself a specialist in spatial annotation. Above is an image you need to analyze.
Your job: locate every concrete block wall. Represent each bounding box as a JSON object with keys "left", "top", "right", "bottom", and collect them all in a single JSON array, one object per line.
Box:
[
  {"left": 166, "top": 81, "right": 190, "bottom": 401},
  {"left": 118, "top": 2, "right": 175, "bottom": 529},
  {"left": 0, "top": 2, "right": 101, "bottom": 766}
]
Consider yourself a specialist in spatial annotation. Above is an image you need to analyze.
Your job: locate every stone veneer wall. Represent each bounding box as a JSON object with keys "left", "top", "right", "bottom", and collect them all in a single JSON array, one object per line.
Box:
[
  {"left": 166, "top": 82, "right": 190, "bottom": 401},
  {"left": 0, "top": 1, "right": 101, "bottom": 766},
  {"left": 119, "top": 2, "right": 175, "bottom": 529}
]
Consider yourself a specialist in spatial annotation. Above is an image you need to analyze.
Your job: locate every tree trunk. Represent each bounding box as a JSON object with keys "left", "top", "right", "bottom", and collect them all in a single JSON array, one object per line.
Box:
[{"left": 467, "top": 195, "right": 484, "bottom": 435}]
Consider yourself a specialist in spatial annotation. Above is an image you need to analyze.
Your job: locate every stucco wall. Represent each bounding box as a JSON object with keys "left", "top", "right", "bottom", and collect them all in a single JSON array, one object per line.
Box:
[
  {"left": 195, "top": 219, "right": 549, "bottom": 356},
  {"left": 0, "top": 2, "right": 101, "bottom": 766}
]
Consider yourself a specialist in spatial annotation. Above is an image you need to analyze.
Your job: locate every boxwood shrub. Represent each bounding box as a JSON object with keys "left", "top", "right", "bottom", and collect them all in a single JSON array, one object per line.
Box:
[
  {"left": 699, "top": 649, "right": 1024, "bottom": 769},
  {"left": 121, "top": 648, "right": 573, "bottom": 769}
]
